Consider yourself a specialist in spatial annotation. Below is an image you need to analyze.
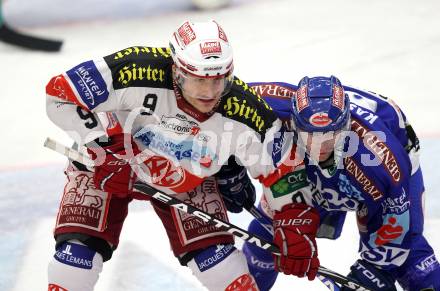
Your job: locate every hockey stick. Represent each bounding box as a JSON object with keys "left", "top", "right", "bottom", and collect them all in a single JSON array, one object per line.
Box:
[
  {"left": 225, "top": 193, "right": 342, "bottom": 291},
  {"left": 246, "top": 205, "right": 341, "bottom": 291},
  {"left": 0, "top": 23, "right": 63, "bottom": 51},
  {"left": 43, "top": 137, "right": 371, "bottom": 291},
  {"left": 0, "top": 2, "right": 63, "bottom": 52},
  {"left": 132, "top": 183, "right": 370, "bottom": 291}
]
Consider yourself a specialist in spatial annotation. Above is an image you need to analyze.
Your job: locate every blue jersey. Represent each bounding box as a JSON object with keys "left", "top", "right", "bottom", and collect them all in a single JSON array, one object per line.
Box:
[
  {"left": 244, "top": 82, "right": 439, "bottom": 290},
  {"left": 249, "top": 82, "right": 426, "bottom": 269}
]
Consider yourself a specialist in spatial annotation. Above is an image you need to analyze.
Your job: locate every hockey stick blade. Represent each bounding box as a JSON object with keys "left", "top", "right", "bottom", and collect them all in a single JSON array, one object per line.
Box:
[{"left": 0, "top": 23, "right": 62, "bottom": 52}]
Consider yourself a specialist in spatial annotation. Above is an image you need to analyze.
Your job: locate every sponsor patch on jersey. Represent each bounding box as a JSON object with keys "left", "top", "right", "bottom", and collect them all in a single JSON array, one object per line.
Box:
[
  {"left": 360, "top": 242, "right": 410, "bottom": 267},
  {"left": 309, "top": 174, "right": 360, "bottom": 211},
  {"left": 415, "top": 254, "right": 439, "bottom": 273},
  {"left": 369, "top": 211, "right": 409, "bottom": 247},
  {"left": 160, "top": 115, "right": 200, "bottom": 135},
  {"left": 134, "top": 129, "right": 216, "bottom": 168},
  {"left": 56, "top": 172, "right": 110, "bottom": 231},
  {"left": 109, "top": 46, "right": 171, "bottom": 61},
  {"left": 350, "top": 103, "right": 379, "bottom": 125},
  {"left": 270, "top": 170, "right": 308, "bottom": 198},
  {"left": 249, "top": 255, "right": 275, "bottom": 270},
  {"left": 223, "top": 96, "right": 266, "bottom": 133},
  {"left": 251, "top": 84, "right": 295, "bottom": 99},
  {"left": 114, "top": 62, "right": 166, "bottom": 88},
  {"left": 66, "top": 60, "right": 109, "bottom": 109},
  {"left": 194, "top": 244, "right": 236, "bottom": 272},
  {"left": 172, "top": 178, "right": 231, "bottom": 245},
  {"left": 54, "top": 242, "right": 95, "bottom": 269},
  {"left": 338, "top": 174, "right": 363, "bottom": 201},
  {"left": 351, "top": 118, "right": 401, "bottom": 183},
  {"left": 381, "top": 189, "right": 410, "bottom": 215},
  {"left": 344, "top": 157, "right": 384, "bottom": 201},
  {"left": 272, "top": 126, "right": 286, "bottom": 166}
]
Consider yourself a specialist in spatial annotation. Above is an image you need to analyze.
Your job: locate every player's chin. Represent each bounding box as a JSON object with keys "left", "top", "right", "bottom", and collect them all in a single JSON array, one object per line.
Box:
[{"left": 196, "top": 99, "right": 218, "bottom": 112}]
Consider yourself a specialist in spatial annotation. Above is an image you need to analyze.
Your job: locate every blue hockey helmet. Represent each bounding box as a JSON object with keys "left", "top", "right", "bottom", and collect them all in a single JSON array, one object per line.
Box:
[{"left": 291, "top": 76, "right": 350, "bottom": 133}]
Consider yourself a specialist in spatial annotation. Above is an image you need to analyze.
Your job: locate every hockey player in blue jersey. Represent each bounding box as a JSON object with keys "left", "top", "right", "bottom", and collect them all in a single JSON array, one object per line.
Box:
[{"left": 218, "top": 76, "right": 440, "bottom": 290}]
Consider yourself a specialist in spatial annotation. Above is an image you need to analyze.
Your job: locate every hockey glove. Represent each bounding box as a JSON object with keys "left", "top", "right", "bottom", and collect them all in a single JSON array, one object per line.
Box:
[
  {"left": 215, "top": 158, "right": 256, "bottom": 213},
  {"left": 341, "top": 259, "right": 397, "bottom": 291},
  {"left": 273, "top": 203, "right": 320, "bottom": 280},
  {"left": 88, "top": 134, "right": 140, "bottom": 196}
]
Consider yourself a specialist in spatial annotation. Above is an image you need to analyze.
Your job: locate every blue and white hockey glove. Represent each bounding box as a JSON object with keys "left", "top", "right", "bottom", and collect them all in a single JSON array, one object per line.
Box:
[
  {"left": 215, "top": 157, "right": 256, "bottom": 213},
  {"left": 341, "top": 259, "right": 397, "bottom": 291}
]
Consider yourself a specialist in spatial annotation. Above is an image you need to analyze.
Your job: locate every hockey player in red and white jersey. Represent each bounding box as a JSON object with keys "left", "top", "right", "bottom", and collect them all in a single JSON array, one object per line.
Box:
[{"left": 45, "top": 20, "right": 314, "bottom": 291}]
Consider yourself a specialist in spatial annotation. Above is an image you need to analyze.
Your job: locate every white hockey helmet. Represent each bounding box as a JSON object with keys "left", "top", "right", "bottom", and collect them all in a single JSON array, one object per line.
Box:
[{"left": 169, "top": 20, "right": 234, "bottom": 78}]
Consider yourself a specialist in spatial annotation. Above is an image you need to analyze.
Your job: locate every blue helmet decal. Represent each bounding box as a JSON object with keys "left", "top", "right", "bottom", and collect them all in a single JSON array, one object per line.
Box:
[{"left": 292, "top": 76, "right": 350, "bottom": 132}]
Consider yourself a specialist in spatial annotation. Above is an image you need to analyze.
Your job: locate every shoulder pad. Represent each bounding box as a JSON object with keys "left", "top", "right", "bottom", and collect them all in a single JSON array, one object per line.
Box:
[
  {"left": 103, "top": 46, "right": 173, "bottom": 89},
  {"left": 218, "top": 77, "right": 278, "bottom": 136}
]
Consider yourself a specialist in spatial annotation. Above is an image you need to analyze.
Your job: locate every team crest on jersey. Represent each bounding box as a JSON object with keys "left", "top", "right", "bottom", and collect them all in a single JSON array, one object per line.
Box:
[
  {"left": 309, "top": 174, "right": 360, "bottom": 211},
  {"left": 142, "top": 155, "right": 186, "bottom": 187}
]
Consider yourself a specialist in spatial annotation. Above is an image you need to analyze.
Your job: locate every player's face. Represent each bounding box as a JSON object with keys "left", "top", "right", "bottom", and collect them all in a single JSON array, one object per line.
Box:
[
  {"left": 299, "top": 131, "right": 342, "bottom": 162},
  {"left": 181, "top": 75, "right": 225, "bottom": 113}
]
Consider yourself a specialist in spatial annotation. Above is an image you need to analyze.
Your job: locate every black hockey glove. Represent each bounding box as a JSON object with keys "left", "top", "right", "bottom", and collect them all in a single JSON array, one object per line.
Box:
[
  {"left": 341, "top": 259, "right": 397, "bottom": 291},
  {"left": 215, "top": 157, "right": 256, "bottom": 213}
]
